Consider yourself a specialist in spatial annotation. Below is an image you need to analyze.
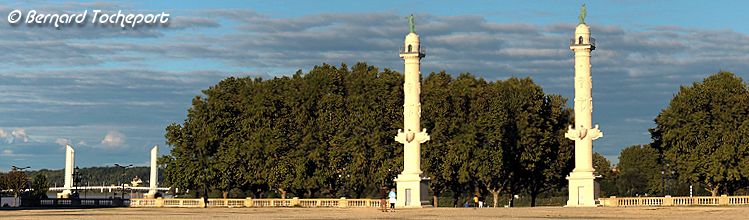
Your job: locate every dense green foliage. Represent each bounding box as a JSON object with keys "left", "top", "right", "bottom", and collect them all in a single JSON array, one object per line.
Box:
[
  {"left": 615, "top": 145, "right": 661, "bottom": 196},
  {"left": 2, "top": 170, "right": 28, "bottom": 198},
  {"left": 651, "top": 72, "right": 749, "bottom": 196},
  {"left": 592, "top": 152, "right": 616, "bottom": 197},
  {"left": 594, "top": 72, "right": 749, "bottom": 198},
  {"left": 161, "top": 63, "right": 574, "bottom": 206},
  {"left": 30, "top": 173, "right": 50, "bottom": 199}
]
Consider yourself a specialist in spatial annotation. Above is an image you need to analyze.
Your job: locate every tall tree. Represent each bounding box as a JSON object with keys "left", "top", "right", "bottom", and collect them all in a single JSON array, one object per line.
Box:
[
  {"left": 502, "top": 78, "right": 573, "bottom": 207},
  {"left": 3, "top": 169, "right": 28, "bottom": 206},
  {"left": 30, "top": 173, "right": 50, "bottom": 199},
  {"left": 0, "top": 173, "right": 5, "bottom": 192},
  {"left": 651, "top": 72, "right": 749, "bottom": 196},
  {"left": 616, "top": 144, "right": 661, "bottom": 196},
  {"left": 472, "top": 79, "right": 511, "bottom": 207},
  {"left": 160, "top": 63, "right": 575, "bottom": 204},
  {"left": 592, "top": 152, "right": 616, "bottom": 197},
  {"left": 422, "top": 71, "right": 454, "bottom": 206}
]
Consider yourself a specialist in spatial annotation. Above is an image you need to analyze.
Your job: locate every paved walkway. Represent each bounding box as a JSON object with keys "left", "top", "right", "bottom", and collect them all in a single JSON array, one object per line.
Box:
[{"left": 4, "top": 206, "right": 749, "bottom": 219}]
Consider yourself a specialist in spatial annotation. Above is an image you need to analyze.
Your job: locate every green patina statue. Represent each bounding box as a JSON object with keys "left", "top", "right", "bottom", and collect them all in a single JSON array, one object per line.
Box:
[
  {"left": 579, "top": 4, "right": 587, "bottom": 24},
  {"left": 407, "top": 14, "right": 416, "bottom": 33}
]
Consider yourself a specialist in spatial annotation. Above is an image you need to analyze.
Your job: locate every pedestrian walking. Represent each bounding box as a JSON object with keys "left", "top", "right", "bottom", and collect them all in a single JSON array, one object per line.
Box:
[{"left": 388, "top": 188, "right": 397, "bottom": 212}]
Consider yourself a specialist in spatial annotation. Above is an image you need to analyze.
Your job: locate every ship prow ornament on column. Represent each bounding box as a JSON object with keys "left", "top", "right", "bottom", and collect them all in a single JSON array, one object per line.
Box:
[
  {"left": 57, "top": 145, "right": 75, "bottom": 198},
  {"left": 565, "top": 4, "right": 603, "bottom": 207},
  {"left": 393, "top": 14, "right": 431, "bottom": 208}
]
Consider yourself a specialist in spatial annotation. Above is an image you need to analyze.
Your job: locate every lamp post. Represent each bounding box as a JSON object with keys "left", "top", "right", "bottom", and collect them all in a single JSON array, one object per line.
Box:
[
  {"left": 661, "top": 170, "right": 665, "bottom": 196},
  {"left": 114, "top": 164, "right": 133, "bottom": 199},
  {"left": 668, "top": 171, "right": 675, "bottom": 196},
  {"left": 73, "top": 166, "right": 82, "bottom": 198}
]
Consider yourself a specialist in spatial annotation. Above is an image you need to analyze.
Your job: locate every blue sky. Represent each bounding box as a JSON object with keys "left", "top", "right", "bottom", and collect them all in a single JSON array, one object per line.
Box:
[{"left": 1, "top": 0, "right": 748, "bottom": 171}]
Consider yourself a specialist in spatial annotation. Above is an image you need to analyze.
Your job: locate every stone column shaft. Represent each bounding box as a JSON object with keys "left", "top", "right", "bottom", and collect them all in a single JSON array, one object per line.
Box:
[
  {"left": 565, "top": 23, "right": 602, "bottom": 207},
  {"left": 148, "top": 145, "right": 158, "bottom": 195},
  {"left": 58, "top": 145, "right": 75, "bottom": 198},
  {"left": 573, "top": 48, "right": 594, "bottom": 172},
  {"left": 394, "top": 31, "right": 431, "bottom": 208},
  {"left": 402, "top": 55, "right": 422, "bottom": 174}
]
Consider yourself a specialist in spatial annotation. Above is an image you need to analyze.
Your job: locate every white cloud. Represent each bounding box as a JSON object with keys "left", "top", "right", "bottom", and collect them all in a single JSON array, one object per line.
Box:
[
  {"left": 55, "top": 138, "right": 71, "bottom": 146},
  {"left": 101, "top": 131, "right": 126, "bottom": 147},
  {"left": 624, "top": 118, "right": 652, "bottom": 124},
  {"left": 0, "top": 9, "right": 747, "bottom": 168},
  {"left": 10, "top": 128, "right": 30, "bottom": 143}
]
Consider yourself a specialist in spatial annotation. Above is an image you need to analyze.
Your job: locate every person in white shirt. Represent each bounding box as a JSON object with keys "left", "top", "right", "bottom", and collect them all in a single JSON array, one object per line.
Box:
[{"left": 388, "top": 188, "right": 397, "bottom": 212}]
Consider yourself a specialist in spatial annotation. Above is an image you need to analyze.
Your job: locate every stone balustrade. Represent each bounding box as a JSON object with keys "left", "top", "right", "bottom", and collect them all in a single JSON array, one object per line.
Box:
[
  {"left": 600, "top": 195, "right": 749, "bottom": 207},
  {"left": 130, "top": 197, "right": 382, "bottom": 208},
  {"left": 33, "top": 198, "right": 129, "bottom": 207}
]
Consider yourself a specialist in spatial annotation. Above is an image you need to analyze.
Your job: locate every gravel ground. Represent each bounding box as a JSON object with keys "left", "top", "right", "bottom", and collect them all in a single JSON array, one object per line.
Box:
[{"left": 3, "top": 206, "right": 749, "bottom": 220}]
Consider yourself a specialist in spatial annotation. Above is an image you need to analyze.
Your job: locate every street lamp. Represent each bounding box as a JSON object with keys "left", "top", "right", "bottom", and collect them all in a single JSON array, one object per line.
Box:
[
  {"left": 669, "top": 171, "right": 675, "bottom": 195},
  {"left": 661, "top": 170, "right": 665, "bottom": 196},
  {"left": 11, "top": 166, "right": 30, "bottom": 170},
  {"left": 73, "top": 166, "right": 82, "bottom": 198},
  {"left": 114, "top": 164, "right": 133, "bottom": 199}
]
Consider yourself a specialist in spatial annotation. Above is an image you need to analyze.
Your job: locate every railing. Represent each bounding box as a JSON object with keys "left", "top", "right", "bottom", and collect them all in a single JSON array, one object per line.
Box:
[
  {"left": 299, "top": 199, "right": 338, "bottom": 207},
  {"left": 399, "top": 46, "right": 426, "bottom": 55},
  {"left": 600, "top": 195, "right": 749, "bottom": 207},
  {"left": 130, "top": 197, "right": 382, "bottom": 208},
  {"left": 30, "top": 198, "right": 129, "bottom": 207},
  {"left": 207, "top": 199, "right": 245, "bottom": 207},
  {"left": 570, "top": 37, "right": 596, "bottom": 47},
  {"left": 160, "top": 198, "right": 200, "bottom": 208}
]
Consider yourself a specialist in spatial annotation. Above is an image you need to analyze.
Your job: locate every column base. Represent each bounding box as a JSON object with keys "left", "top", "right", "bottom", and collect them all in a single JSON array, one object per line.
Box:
[
  {"left": 565, "top": 171, "right": 598, "bottom": 207},
  {"left": 394, "top": 173, "right": 432, "bottom": 208},
  {"left": 57, "top": 190, "right": 72, "bottom": 199},
  {"left": 144, "top": 191, "right": 157, "bottom": 199}
]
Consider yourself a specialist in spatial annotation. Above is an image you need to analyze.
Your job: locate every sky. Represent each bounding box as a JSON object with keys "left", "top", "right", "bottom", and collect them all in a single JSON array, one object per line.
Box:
[{"left": 1, "top": 0, "right": 748, "bottom": 171}]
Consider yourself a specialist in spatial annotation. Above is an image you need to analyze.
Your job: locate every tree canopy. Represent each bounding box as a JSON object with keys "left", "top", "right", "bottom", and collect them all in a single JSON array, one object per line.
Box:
[
  {"left": 650, "top": 72, "right": 749, "bottom": 196},
  {"left": 161, "top": 63, "right": 574, "bottom": 206},
  {"left": 615, "top": 145, "right": 661, "bottom": 196}
]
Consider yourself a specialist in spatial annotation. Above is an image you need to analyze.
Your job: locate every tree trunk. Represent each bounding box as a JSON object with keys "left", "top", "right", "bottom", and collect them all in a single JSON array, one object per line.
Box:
[
  {"left": 529, "top": 185, "right": 540, "bottom": 207},
  {"left": 452, "top": 192, "right": 460, "bottom": 207},
  {"left": 355, "top": 187, "right": 364, "bottom": 199},
  {"left": 711, "top": 186, "right": 719, "bottom": 197},
  {"left": 509, "top": 194, "right": 514, "bottom": 207},
  {"left": 279, "top": 189, "right": 287, "bottom": 199},
  {"left": 222, "top": 191, "right": 228, "bottom": 199},
  {"left": 252, "top": 189, "right": 260, "bottom": 199},
  {"left": 530, "top": 192, "right": 537, "bottom": 207},
  {"left": 202, "top": 183, "right": 209, "bottom": 208},
  {"left": 433, "top": 194, "right": 439, "bottom": 207},
  {"left": 490, "top": 190, "right": 499, "bottom": 208}
]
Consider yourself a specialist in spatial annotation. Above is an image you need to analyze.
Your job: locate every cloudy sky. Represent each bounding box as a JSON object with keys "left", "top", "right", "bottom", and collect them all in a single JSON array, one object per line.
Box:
[{"left": 1, "top": 0, "right": 748, "bottom": 171}]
